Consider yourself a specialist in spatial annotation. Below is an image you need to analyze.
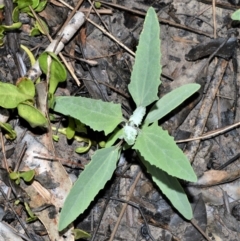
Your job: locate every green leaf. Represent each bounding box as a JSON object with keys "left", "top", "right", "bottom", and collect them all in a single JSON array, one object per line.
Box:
[
  {"left": 31, "top": 0, "right": 39, "bottom": 9},
  {"left": 75, "top": 119, "right": 87, "bottom": 134},
  {"left": 39, "top": 52, "right": 66, "bottom": 94},
  {"left": 15, "top": 178, "right": 20, "bottom": 185},
  {"left": 128, "top": 7, "right": 161, "bottom": 107},
  {"left": 98, "top": 141, "right": 106, "bottom": 148},
  {"left": 0, "top": 82, "right": 33, "bottom": 109},
  {"left": 94, "top": 2, "right": 101, "bottom": 9},
  {"left": 139, "top": 154, "right": 193, "bottom": 220},
  {"left": 231, "top": 9, "right": 240, "bottom": 21},
  {"left": 2, "top": 22, "right": 22, "bottom": 31},
  {"left": 21, "top": 6, "right": 31, "bottom": 13},
  {"left": 0, "top": 122, "right": 17, "bottom": 140},
  {"left": 0, "top": 33, "right": 3, "bottom": 46},
  {"left": 66, "top": 117, "right": 75, "bottom": 140},
  {"left": 9, "top": 172, "right": 19, "bottom": 180},
  {"left": 54, "top": 96, "right": 123, "bottom": 135},
  {"left": 24, "top": 202, "right": 38, "bottom": 222},
  {"left": 72, "top": 229, "right": 91, "bottom": 239},
  {"left": 52, "top": 134, "right": 59, "bottom": 142},
  {"left": 133, "top": 122, "right": 197, "bottom": 182},
  {"left": 16, "top": 0, "right": 32, "bottom": 10},
  {"left": 58, "top": 146, "right": 120, "bottom": 231},
  {"left": 48, "top": 93, "right": 55, "bottom": 109},
  {"left": 38, "top": 51, "right": 49, "bottom": 68},
  {"left": 17, "top": 103, "right": 48, "bottom": 128},
  {"left": 105, "top": 127, "right": 123, "bottom": 148},
  {"left": 75, "top": 141, "right": 91, "bottom": 153},
  {"left": 12, "top": 7, "right": 20, "bottom": 22},
  {"left": 34, "top": 18, "right": 49, "bottom": 35},
  {"left": 145, "top": 84, "right": 201, "bottom": 124},
  {"left": 20, "top": 44, "right": 37, "bottom": 66},
  {"left": 30, "top": 27, "right": 41, "bottom": 36},
  {"left": 34, "top": 0, "right": 47, "bottom": 12},
  {"left": 16, "top": 77, "right": 35, "bottom": 97},
  {"left": 19, "top": 170, "right": 35, "bottom": 182}
]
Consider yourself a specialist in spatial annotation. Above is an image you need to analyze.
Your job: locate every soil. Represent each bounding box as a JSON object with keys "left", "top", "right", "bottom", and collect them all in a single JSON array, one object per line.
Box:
[{"left": 1, "top": 0, "right": 240, "bottom": 241}]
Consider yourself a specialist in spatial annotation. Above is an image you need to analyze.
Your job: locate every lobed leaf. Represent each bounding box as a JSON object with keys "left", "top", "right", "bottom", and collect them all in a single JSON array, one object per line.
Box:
[
  {"left": 145, "top": 84, "right": 200, "bottom": 124},
  {"left": 128, "top": 7, "right": 161, "bottom": 107},
  {"left": 133, "top": 122, "right": 197, "bottom": 182},
  {"left": 54, "top": 96, "right": 123, "bottom": 135},
  {"left": 0, "top": 82, "right": 33, "bottom": 109},
  {"left": 58, "top": 146, "right": 120, "bottom": 231},
  {"left": 139, "top": 154, "right": 193, "bottom": 220}
]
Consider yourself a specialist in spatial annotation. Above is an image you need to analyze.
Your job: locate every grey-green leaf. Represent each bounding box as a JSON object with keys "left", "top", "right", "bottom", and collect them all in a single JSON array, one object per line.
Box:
[
  {"left": 54, "top": 96, "right": 123, "bottom": 135},
  {"left": 145, "top": 84, "right": 201, "bottom": 124},
  {"left": 58, "top": 146, "right": 120, "bottom": 231},
  {"left": 0, "top": 82, "right": 33, "bottom": 109},
  {"left": 128, "top": 7, "right": 161, "bottom": 107},
  {"left": 231, "top": 9, "right": 240, "bottom": 21},
  {"left": 139, "top": 154, "right": 193, "bottom": 220},
  {"left": 133, "top": 122, "right": 197, "bottom": 182}
]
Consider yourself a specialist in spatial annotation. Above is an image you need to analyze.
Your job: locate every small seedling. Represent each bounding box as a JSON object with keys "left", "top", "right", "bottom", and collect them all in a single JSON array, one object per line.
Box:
[
  {"left": 12, "top": 0, "right": 48, "bottom": 36},
  {"left": 54, "top": 7, "right": 200, "bottom": 231},
  {"left": 51, "top": 120, "right": 92, "bottom": 154},
  {"left": 39, "top": 51, "right": 67, "bottom": 107},
  {"left": 0, "top": 3, "right": 22, "bottom": 46},
  {"left": 0, "top": 22, "right": 22, "bottom": 46},
  {"left": 0, "top": 50, "right": 67, "bottom": 128},
  {"left": 9, "top": 169, "right": 35, "bottom": 185},
  {"left": 24, "top": 202, "right": 38, "bottom": 222},
  {"left": 10, "top": 168, "right": 35, "bottom": 222},
  {"left": 0, "top": 4, "right": 22, "bottom": 46},
  {"left": 15, "top": 199, "right": 38, "bottom": 222},
  {"left": 0, "top": 78, "right": 48, "bottom": 128}
]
